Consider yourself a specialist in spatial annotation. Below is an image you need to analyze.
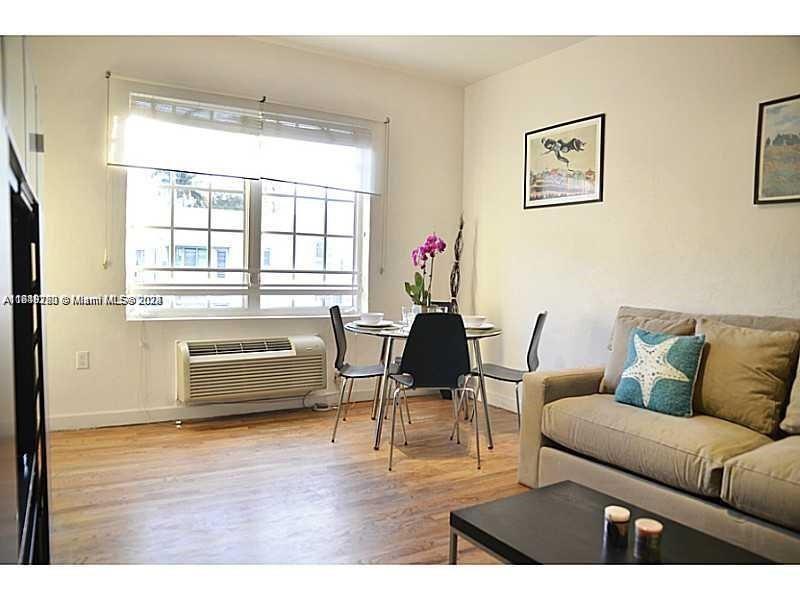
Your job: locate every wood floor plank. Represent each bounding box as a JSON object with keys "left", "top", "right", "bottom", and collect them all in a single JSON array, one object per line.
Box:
[{"left": 49, "top": 397, "right": 525, "bottom": 564}]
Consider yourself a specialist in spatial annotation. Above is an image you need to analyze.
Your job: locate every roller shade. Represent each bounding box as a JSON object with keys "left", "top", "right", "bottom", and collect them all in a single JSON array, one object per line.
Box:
[{"left": 107, "top": 76, "right": 385, "bottom": 195}]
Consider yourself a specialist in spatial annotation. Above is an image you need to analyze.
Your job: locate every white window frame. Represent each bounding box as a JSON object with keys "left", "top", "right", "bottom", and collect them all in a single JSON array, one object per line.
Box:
[{"left": 123, "top": 168, "right": 369, "bottom": 320}]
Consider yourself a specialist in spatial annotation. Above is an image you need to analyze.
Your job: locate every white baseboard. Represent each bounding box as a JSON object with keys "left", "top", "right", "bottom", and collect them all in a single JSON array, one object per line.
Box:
[
  {"left": 486, "top": 390, "right": 518, "bottom": 414},
  {"left": 49, "top": 395, "right": 318, "bottom": 431},
  {"left": 48, "top": 386, "right": 436, "bottom": 431}
]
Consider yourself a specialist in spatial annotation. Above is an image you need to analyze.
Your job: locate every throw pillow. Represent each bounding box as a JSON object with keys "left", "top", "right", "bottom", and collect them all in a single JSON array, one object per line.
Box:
[
  {"left": 615, "top": 328, "right": 705, "bottom": 417},
  {"left": 695, "top": 318, "right": 800, "bottom": 436},
  {"left": 600, "top": 316, "right": 697, "bottom": 393}
]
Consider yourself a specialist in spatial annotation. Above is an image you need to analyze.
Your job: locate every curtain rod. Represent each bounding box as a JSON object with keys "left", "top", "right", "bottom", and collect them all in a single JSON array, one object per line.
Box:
[{"left": 106, "top": 71, "right": 390, "bottom": 125}]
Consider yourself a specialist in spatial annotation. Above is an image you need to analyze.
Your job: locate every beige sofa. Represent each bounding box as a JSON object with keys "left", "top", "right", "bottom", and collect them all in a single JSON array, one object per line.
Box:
[{"left": 519, "top": 306, "right": 800, "bottom": 563}]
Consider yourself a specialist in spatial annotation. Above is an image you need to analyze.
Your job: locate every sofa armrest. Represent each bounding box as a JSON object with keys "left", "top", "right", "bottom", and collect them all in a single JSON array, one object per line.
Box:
[{"left": 518, "top": 367, "right": 604, "bottom": 488}]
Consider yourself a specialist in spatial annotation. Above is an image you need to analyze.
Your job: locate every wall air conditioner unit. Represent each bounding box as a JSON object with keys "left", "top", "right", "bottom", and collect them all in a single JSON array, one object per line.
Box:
[{"left": 176, "top": 336, "right": 326, "bottom": 405}]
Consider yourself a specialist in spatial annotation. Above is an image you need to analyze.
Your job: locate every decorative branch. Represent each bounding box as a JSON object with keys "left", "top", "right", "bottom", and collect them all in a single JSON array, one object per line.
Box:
[{"left": 449, "top": 215, "right": 464, "bottom": 313}]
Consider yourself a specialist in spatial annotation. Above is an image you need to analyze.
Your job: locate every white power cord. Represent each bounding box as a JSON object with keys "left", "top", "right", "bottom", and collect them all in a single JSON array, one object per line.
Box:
[
  {"left": 301, "top": 390, "right": 333, "bottom": 412},
  {"left": 137, "top": 320, "right": 154, "bottom": 423}
]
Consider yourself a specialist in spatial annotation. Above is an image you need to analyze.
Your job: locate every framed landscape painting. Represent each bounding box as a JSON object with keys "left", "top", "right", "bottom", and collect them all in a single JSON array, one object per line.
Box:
[
  {"left": 524, "top": 113, "right": 604, "bottom": 209},
  {"left": 754, "top": 93, "right": 800, "bottom": 205}
]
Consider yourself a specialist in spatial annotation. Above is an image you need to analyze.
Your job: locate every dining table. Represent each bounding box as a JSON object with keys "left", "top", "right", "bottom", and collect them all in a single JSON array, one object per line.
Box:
[{"left": 344, "top": 319, "right": 502, "bottom": 451}]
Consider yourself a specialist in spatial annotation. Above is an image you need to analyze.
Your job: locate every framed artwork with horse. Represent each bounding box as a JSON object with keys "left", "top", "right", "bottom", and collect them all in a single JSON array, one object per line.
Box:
[{"left": 523, "top": 113, "right": 605, "bottom": 209}]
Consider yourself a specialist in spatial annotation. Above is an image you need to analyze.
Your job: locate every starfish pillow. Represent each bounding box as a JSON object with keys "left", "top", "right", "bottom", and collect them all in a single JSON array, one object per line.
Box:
[{"left": 615, "top": 328, "right": 706, "bottom": 417}]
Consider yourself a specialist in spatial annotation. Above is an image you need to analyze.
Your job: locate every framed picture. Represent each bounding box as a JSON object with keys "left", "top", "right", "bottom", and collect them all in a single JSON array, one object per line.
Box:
[
  {"left": 524, "top": 113, "right": 605, "bottom": 209},
  {"left": 754, "top": 93, "right": 800, "bottom": 205}
]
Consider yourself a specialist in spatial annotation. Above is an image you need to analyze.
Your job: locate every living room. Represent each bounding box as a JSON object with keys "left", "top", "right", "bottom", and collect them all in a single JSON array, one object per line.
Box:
[{"left": 2, "top": 1, "right": 800, "bottom": 595}]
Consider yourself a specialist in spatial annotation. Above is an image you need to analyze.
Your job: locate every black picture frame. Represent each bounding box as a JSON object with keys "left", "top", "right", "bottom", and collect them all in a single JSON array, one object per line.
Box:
[
  {"left": 523, "top": 113, "right": 605, "bottom": 210},
  {"left": 754, "top": 92, "right": 800, "bottom": 205}
]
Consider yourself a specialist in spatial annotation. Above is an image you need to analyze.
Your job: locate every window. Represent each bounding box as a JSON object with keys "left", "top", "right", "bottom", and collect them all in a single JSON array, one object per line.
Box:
[
  {"left": 112, "top": 79, "right": 381, "bottom": 319},
  {"left": 259, "top": 180, "right": 360, "bottom": 313},
  {"left": 126, "top": 169, "right": 368, "bottom": 318}
]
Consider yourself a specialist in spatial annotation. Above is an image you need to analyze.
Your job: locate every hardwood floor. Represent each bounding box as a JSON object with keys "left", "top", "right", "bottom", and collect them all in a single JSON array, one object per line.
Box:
[{"left": 49, "top": 397, "right": 526, "bottom": 564}]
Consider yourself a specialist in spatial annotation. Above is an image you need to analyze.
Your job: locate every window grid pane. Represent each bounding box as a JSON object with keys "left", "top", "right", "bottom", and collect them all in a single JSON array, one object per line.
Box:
[
  {"left": 127, "top": 170, "right": 363, "bottom": 315},
  {"left": 129, "top": 169, "right": 250, "bottom": 287},
  {"left": 260, "top": 181, "right": 356, "bottom": 275}
]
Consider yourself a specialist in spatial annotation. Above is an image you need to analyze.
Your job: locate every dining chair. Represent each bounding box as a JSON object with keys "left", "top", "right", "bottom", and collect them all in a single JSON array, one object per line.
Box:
[
  {"left": 329, "top": 306, "right": 408, "bottom": 443},
  {"left": 387, "top": 313, "right": 481, "bottom": 471},
  {"left": 472, "top": 311, "right": 547, "bottom": 428}
]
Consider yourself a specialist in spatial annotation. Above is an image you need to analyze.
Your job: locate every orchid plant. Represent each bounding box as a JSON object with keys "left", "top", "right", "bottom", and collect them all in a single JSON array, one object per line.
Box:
[{"left": 405, "top": 233, "right": 447, "bottom": 306}]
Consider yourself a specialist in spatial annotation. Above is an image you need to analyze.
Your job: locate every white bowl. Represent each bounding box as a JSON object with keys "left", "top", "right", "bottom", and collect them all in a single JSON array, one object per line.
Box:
[
  {"left": 360, "top": 312, "right": 384, "bottom": 325},
  {"left": 463, "top": 315, "right": 487, "bottom": 328}
]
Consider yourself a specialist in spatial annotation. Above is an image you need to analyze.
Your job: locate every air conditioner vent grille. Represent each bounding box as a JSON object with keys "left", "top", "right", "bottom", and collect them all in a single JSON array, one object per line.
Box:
[
  {"left": 187, "top": 355, "right": 325, "bottom": 400},
  {"left": 177, "top": 335, "right": 325, "bottom": 406},
  {"left": 266, "top": 338, "right": 292, "bottom": 352},
  {"left": 187, "top": 337, "right": 292, "bottom": 356}
]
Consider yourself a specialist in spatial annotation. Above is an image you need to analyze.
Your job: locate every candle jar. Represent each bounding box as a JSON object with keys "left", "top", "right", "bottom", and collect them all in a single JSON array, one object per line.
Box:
[
  {"left": 634, "top": 518, "right": 663, "bottom": 562},
  {"left": 603, "top": 505, "right": 630, "bottom": 548}
]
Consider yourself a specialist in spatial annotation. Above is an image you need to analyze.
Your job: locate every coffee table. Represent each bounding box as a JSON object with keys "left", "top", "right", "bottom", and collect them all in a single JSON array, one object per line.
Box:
[{"left": 448, "top": 481, "right": 772, "bottom": 564}]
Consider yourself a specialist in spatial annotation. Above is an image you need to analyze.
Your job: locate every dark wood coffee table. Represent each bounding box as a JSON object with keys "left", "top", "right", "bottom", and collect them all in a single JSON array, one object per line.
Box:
[{"left": 449, "top": 481, "right": 772, "bottom": 564}]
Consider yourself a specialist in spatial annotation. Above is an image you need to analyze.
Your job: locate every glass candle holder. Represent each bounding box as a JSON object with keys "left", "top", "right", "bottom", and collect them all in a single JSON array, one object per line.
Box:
[
  {"left": 634, "top": 518, "right": 663, "bottom": 562},
  {"left": 603, "top": 505, "right": 630, "bottom": 548}
]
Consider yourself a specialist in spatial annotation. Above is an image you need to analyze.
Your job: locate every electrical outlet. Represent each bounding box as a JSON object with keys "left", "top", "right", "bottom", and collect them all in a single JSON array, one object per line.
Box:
[{"left": 76, "top": 351, "right": 90, "bottom": 370}]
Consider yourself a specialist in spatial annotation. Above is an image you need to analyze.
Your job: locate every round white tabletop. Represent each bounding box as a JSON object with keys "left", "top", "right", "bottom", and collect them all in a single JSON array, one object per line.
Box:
[{"left": 344, "top": 321, "right": 502, "bottom": 339}]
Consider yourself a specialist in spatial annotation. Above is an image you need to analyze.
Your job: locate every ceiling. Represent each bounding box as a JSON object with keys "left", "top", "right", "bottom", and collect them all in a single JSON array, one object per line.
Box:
[{"left": 261, "top": 36, "right": 587, "bottom": 86}]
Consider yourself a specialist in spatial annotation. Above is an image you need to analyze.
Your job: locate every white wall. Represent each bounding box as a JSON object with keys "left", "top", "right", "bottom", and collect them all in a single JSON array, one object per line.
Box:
[
  {"left": 462, "top": 36, "right": 800, "bottom": 408},
  {"left": 36, "top": 36, "right": 800, "bottom": 426},
  {"left": 31, "top": 36, "right": 464, "bottom": 428}
]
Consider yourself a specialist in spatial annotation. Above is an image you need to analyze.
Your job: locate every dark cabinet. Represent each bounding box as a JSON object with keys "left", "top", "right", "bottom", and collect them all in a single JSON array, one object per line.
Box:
[
  {"left": 8, "top": 144, "right": 50, "bottom": 563},
  {"left": 1, "top": 35, "right": 50, "bottom": 564}
]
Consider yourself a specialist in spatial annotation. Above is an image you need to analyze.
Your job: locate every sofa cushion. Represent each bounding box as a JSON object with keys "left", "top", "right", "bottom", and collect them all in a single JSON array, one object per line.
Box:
[
  {"left": 615, "top": 306, "right": 800, "bottom": 436},
  {"left": 600, "top": 315, "right": 696, "bottom": 393},
  {"left": 541, "top": 394, "right": 772, "bottom": 497},
  {"left": 722, "top": 437, "right": 800, "bottom": 532},
  {"left": 695, "top": 318, "right": 800, "bottom": 436}
]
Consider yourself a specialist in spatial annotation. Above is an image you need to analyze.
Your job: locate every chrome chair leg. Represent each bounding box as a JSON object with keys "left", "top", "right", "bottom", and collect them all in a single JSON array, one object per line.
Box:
[
  {"left": 402, "top": 388, "right": 412, "bottom": 424},
  {"left": 515, "top": 383, "right": 521, "bottom": 429},
  {"left": 451, "top": 386, "right": 476, "bottom": 443},
  {"left": 398, "top": 393, "right": 408, "bottom": 445},
  {"left": 342, "top": 378, "right": 354, "bottom": 421},
  {"left": 450, "top": 387, "right": 481, "bottom": 468},
  {"left": 384, "top": 380, "right": 394, "bottom": 420},
  {"left": 465, "top": 376, "right": 476, "bottom": 422},
  {"left": 330, "top": 377, "right": 348, "bottom": 443},
  {"left": 472, "top": 388, "right": 481, "bottom": 470},
  {"left": 450, "top": 388, "right": 461, "bottom": 444},
  {"left": 463, "top": 376, "right": 473, "bottom": 421},
  {"left": 450, "top": 387, "right": 465, "bottom": 441},
  {"left": 370, "top": 377, "right": 381, "bottom": 420},
  {"left": 389, "top": 387, "right": 401, "bottom": 471}
]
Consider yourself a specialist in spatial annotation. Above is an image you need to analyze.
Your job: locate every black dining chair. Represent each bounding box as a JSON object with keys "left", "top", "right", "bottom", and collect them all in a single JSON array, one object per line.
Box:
[
  {"left": 388, "top": 313, "right": 481, "bottom": 471},
  {"left": 329, "top": 306, "right": 407, "bottom": 443},
  {"left": 472, "top": 311, "right": 547, "bottom": 428}
]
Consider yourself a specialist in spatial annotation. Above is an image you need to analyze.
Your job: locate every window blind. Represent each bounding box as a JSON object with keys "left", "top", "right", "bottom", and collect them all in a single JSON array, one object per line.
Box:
[{"left": 107, "top": 75, "right": 385, "bottom": 195}]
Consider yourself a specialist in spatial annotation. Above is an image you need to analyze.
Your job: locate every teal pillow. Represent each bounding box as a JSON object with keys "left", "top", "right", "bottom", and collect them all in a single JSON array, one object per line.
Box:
[{"left": 615, "top": 328, "right": 705, "bottom": 417}]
